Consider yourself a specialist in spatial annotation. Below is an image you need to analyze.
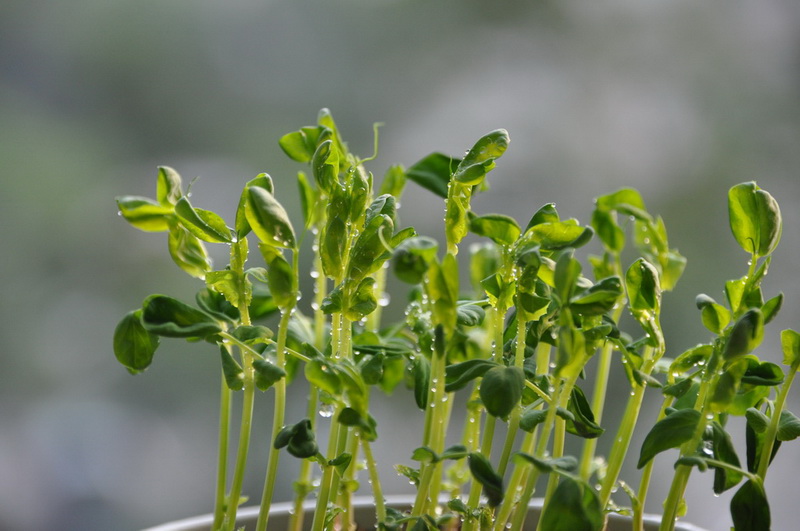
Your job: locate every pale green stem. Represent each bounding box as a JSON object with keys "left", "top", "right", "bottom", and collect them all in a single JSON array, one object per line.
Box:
[
  {"left": 498, "top": 317, "right": 528, "bottom": 476},
  {"left": 659, "top": 372, "right": 716, "bottom": 531},
  {"left": 256, "top": 309, "right": 292, "bottom": 531},
  {"left": 212, "top": 372, "right": 232, "bottom": 531},
  {"left": 634, "top": 396, "right": 672, "bottom": 530},
  {"left": 492, "top": 343, "right": 552, "bottom": 531},
  {"left": 757, "top": 362, "right": 799, "bottom": 480},
  {"left": 362, "top": 436, "right": 387, "bottom": 526}
]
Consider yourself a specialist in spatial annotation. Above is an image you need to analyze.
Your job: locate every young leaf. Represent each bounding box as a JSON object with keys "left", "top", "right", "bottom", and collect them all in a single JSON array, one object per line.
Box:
[
  {"left": 234, "top": 173, "right": 274, "bottom": 238},
  {"left": 260, "top": 247, "right": 297, "bottom": 310},
  {"left": 723, "top": 309, "right": 764, "bottom": 361},
  {"left": 444, "top": 359, "right": 498, "bottom": 392},
  {"left": 311, "top": 139, "right": 338, "bottom": 193},
  {"left": 467, "top": 452, "right": 504, "bottom": 507},
  {"left": 296, "top": 171, "right": 317, "bottom": 229},
  {"left": 174, "top": 197, "right": 232, "bottom": 243},
  {"left": 728, "top": 182, "right": 782, "bottom": 257},
  {"left": 116, "top": 196, "right": 173, "bottom": 232},
  {"left": 392, "top": 236, "right": 439, "bottom": 285},
  {"left": 695, "top": 294, "right": 731, "bottom": 335},
  {"left": 777, "top": 410, "right": 800, "bottom": 442},
  {"left": 565, "top": 386, "right": 604, "bottom": 439},
  {"left": 279, "top": 125, "right": 324, "bottom": 162},
  {"left": 379, "top": 164, "right": 406, "bottom": 199},
  {"left": 321, "top": 216, "right": 347, "bottom": 280},
  {"left": 345, "top": 277, "right": 378, "bottom": 321},
  {"left": 412, "top": 356, "right": 431, "bottom": 410},
  {"left": 452, "top": 129, "right": 509, "bottom": 186},
  {"left": 525, "top": 222, "right": 593, "bottom": 251},
  {"left": 156, "top": 166, "right": 183, "bottom": 206},
  {"left": 539, "top": 477, "right": 604, "bottom": 531},
  {"left": 168, "top": 224, "right": 212, "bottom": 278},
  {"left": 781, "top": 328, "right": 800, "bottom": 368},
  {"left": 479, "top": 366, "right": 524, "bottom": 418},
  {"left": 405, "top": 152, "right": 460, "bottom": 198},
  {"left": 626, "top": 258, "right": 661, "bottom": 317},
  {"left": 253, "top": 359, "right": 286, "bottom": 391},
  {"left": 113, "top": 310, "right": 160, "bottom": 373},
  {"left": 219, "top": 347, "right": 244, "bottom": 391},
  {"left": 637, "top": 409, "right": 702, "bottom": 468},
  {"left": 468, "top": 213, "right": 521, "bottom": 246},
  {"left": 245, "top": 187, "right": 296, "bottom": 249},
  {"left": 141, "top": 295, "right": 222, "bottom": 338},
  {"left": 730, "top": 480, "right": 770, "bottom": 531},
  {"left": 346, "top": 215, "right": 393, "bottom": 282}
]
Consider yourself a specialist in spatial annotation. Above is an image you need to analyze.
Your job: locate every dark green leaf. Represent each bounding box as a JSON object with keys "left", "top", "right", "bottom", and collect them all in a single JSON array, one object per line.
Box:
[
  {"left": 412, "top": 356, "right": 430, "bottom": 410},
  {"left": 445, "top": 359, "right": 498, "bottom": 392},
  {"left": 405, "top": 153, "right": 460, "bottom": 198},
  {"left": 456, "top": 303, "right": 485, "bottom": 327},
  {"left": 741, "top": 361, "right": 783, "bottom": 386},
  {"left": 710, "top": 421, "right": 743, "bottom": 494},
  {"left": 245, "top": 187, "right": 296, "bottom": 249},
  {"left": 565, "top": 386, "right": 604, "bottom": 439},
  {"left": 345, "top": 277, "right": 378, "bottom": 321},
  {"left": 347, "top": 214, "right": 393, "bottom": 282},
  {"left": 253, "top": 359, "right": 286, "bottom": 391},
  {"left": 730, "top": 480, "right": 770, "bottom": 531},
  {"left": 260, "top": 248, "right": 297, "bottom": 310},
  {"left": 467, "top": 452, "right": 504, "bottom": 507},
  {"left": 321, "top": 216, "right": 346, "bottom": 279},
  {"left": 219, "top": 347, "right": 244, "bottom": 391},
  {"left": 141, "top": 295, "right": 222, "bottom": 338},
  {"left": 513, "top": 453, "right": 579, "bottom": 474},
  {"left": 305, "top": 359, "right": 341, "bottom": 396},
  {"left": 569, "top": 276, "right": 623, "bottom": 316},
  {"left": 728, "top": 182, "right": 782, "bottom": 257},
  {"left": 231, "top": 325, "right": 273, "bottom": 344},
  {"left": 777, "top": 410, "right": 800, "bottom": 441},
  {"left": 113, "top": 310, "right": 159, "bottom": 373},
  {"left": 480, "top": 366, "right": 524, "bottom": 418},
  {"left": 723, "top": 309, "right": 764, "bottom": 361},
  {"left": 539, "top": 477, "right": 603, "bottom": 531},
  {"left": 360, "top": 353, "right": 384, "bottom": 385},
  {"left": 637, "top": 409, "right": 702, "bottom": 468}
]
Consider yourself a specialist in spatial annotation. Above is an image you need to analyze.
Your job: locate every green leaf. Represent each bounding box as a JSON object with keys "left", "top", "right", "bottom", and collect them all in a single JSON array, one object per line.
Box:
[
  {"left": 595, "top": 188, "right": 650, "bottom": 221},
  {"left": 156, "top": 166, "right": 183, "bottom": 206},
  {"left": 275, "top": 418, "right": 319, "bottom": 459},
  {"left": 345, "top": 277, "right": 378, "bottom": 321},
  {"left": 741, "top": 360, "right": 783, "bottom": 386},
  {"left": 761, "top": 293, "right": 783, "bottom": 324},
  {"left": 379, "top": 164, "right": 406, "bottom": 199},
  {"left": 260, "top": 247, "right": 297, "bottom": 310},
  {"left": 235, "top": 173, "right": 273, "bottom": 239},
  {"left": 565, "top": 386, "right": 604, "bottom": 439},
  {"left": 539, "top": 477, "right": 603, "bottom": 531},
  {"left": 456, "top": 303, "right": 485, "bottom": 327},
  {"left": 296, "top": 171, "right": 317, "bottom": 229},
  {"left": 525, "top": 222, "right": 593, "bottom": 251},
  {"left": 569, "top": 276, "right": 623, "bottom": 316},
  {"left": 253, "top": 359, "right": 286, "bottom": 391},
  {"left": 591, "top": 208, "right": 624, "bottom": 253},
  {"left": 116, "top": 196, "right": 173, "bottom": 232},
  {"left": 305, "top": 358, "right": 342, "bottom": 396},
  {"left": 168, "top": 224, "right": 211, "bottom": 278},
  {"left": 245, "top": 186, "right": 296, "bottom": 249},
  {"left": 206, "top": 270, "right": 244, "bottom": 309},
  {"left": 637, "top": 409, "right": 702, "bottom": 468},
  {"left": 428, "top": 253, "right": 459, "bottom": 331},
  {"left": 728, "top": 182, "right": 782, "bottom": 257},
  {"left": 467, "top": 452, "right": 504, "bottom": 507},
  {"left": 311, "top": 139, "right": 338, "bottom": 193},
  {"left": 321, "top": 216, "right": 347, "bottom": 279},
  {"left": 513, "top": 453, "right": 579, "bottom": 474},
  {"left": 113, "top": 310, "right": 160, "bottom": 373},
  {"left": 480, "top": 366, "right": 524, "bottom": 418},
  {"left": 452, "top": 129, "right": 510, "bottom": 186},
  {"left": 279, "top": 125, "right": 324, "bottom": 162},
  {"left": 730, "top": 480, "right": 770, "bottom": 531},
  {"left": 781, "top": 329, "right": 800, "bottom": 368},
  {"left": 745, "top": 407, "right": 769, "bottom": 433},
  {"left": 174, "top": 197, "right": 232, "bottom": 243},
  {"left": 411, "top": 446, "right": 438, "bottom": 464},
  {"left": 412, "top": 356, "right": 430, "bottom": 410},
  {"left": 360, "top": 352, "right": 384, "bottom": 386},
  {"left": 365, "top": 194, "right": 396, "bottom": 226},
  {"left": 709, "top": 421, "right": 743, "bottom": 494},
  {"left": 525, "top": 203, "right": 560, "bottom": 231},
  {"left": 626, "top": 258, "right": 661, "bottom": 316},
  {"left": 723, "top": 309, "right": 764, "bottom": 361},
  {"left": 196, "top": 287, "right": 240, "bottom": 323},
  {"left": 405, "top": 152, "right": 460, "bottom": 198},
  {"left": 469, "top": 213, "right": 521, "bottom": 246},
  {"left": 393, "top": 236, "right": 439, "bottom": 285},
  {"left": 347, "top": 214, "right": 393, "bottom": 282},
  {"left": 695, "top": 294, "right": 731, "bottom": 335},
  {"left": 141, "top": 295, "right": 222, "bottom": 338},
  {"left": 445, "top": 359, "right": 498, "bottom": 392},
  {"left": 777, "top": 410, "right": 800, "bottom": 441},
  {"left": 219, "top": 347, "right": 244, "bottom": 391}
]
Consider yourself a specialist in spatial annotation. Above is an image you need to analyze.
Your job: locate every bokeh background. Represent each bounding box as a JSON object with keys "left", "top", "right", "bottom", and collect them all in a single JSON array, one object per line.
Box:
[{"left": 2, "top": 1, "right": 800, "bottom": 530}]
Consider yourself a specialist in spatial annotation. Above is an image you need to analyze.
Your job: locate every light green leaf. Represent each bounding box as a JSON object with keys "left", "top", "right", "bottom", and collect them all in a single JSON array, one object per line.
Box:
[
  {"left": 626, "top": 258, "right": 661, "bottom": 316},
  {"left": 781, "top": 329, "right": 800, "bottom": 368},
  {"left": 156, "top": 166, "right": 183, "bottom": 206},
  {"left": 469, "top": 213, "right": 521, "bottom": 246},
  {"left": 723, "top": 309, "right": 764, "bottom": 361},
  {"left": 116, "top": 196, "right": 173, "bottom": 232},
  {"left": 168, "top": 224, "right": 211, "bottom": 278},
  {"left": 728, "top": 182, "right": 782, "bottom": 257},
  {"left": 452, "top": 129, "right": 510, "bottom": 186},
  {"left": 245, "top": 187, "right": 296, "bottom": 249}
]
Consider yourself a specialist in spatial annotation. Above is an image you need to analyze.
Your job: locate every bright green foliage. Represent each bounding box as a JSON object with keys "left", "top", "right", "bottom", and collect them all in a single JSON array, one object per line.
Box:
[
  {"left": 113, "top": 113, "right": 796, "bottom": 531},
  {"left": 728, "top": 182, "right": 782, "bottom": 257}
]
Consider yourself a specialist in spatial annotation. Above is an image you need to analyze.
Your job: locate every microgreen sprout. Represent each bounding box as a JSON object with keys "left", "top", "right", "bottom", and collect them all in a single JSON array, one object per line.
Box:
[{"left": 115, "top": 111, "right": 796, "bottom": 531}]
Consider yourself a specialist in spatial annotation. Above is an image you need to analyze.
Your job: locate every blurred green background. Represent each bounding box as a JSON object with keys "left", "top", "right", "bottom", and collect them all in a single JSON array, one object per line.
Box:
[{"left": 1, "top": 1, "right": 799, "bottom": 530}]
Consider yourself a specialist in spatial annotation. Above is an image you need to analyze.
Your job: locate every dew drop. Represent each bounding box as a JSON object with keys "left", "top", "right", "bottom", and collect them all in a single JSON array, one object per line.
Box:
[{"left": 318, "top": 404, "right": 334, "bottom": 418}]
